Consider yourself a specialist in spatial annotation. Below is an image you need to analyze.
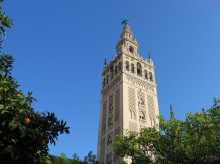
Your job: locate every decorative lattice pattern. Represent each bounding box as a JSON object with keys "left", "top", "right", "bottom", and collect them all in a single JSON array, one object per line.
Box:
[
  {"left": 114, "top": 127, "right": 120, "bottom": 139},
  {"left": 138, "top": 90, "right": 145, "bottom": 109},
  {"left": 100, "top": 138, "right": 105, "bottom": 163},
  {"left": 129, "top": 121, "right": 138, "bottom": 132},
  {"left": 147, "top": 95, "right": 155, "bottom": 119},
  {"left": 128, "top": 87, "right": 136, "bottom": 111},
  {"left": 114, "top": 88, "right": 120, "bottom": 125},
  {"left": 102, "top": 100, "right": 107, "bottom": 135}
]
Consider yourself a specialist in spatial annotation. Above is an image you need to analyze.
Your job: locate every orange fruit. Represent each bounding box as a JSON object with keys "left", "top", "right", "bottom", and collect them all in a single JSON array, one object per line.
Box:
[
  {"left": 56, "top": 126, "right": 61, "bottom": 132},
  {"left": 24, "top": 118, "right": 31, "bottom": 124},
  {"left": 45, "top": 126, "right": 52, "bottom": 131},
  {"left": 38, "top": 140, "right": 47, "bottom": 147},
  {"left": 16, "top": 94, "right": 20, "bottom": 97}
]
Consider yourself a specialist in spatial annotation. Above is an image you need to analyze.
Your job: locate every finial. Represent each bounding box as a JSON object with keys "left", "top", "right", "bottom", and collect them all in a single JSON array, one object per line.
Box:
[
  {"left": 121, "top": 19, "right": 129, "bottom": 25},
  {"left": 148, "top": 51, "right": 152, "bottom": 60},
  {"left": 170, "top": 104, "right": 175, "bottom": 120},
  {"left": 104, "top": 58, "right": 107, "bottom": 66}
]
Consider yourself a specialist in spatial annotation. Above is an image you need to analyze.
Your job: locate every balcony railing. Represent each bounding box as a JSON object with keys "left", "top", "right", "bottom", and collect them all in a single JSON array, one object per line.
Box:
[
  {"left": 138, "top": 104, "right": 145, "bottom": 109},
  {"left": 139, "top": 118, "right": 146, "bottom": 124}
]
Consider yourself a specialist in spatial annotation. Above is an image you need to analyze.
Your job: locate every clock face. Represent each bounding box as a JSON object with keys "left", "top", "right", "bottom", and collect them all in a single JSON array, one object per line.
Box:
[{"left": 129, "top": 46, "right": 134, "bottom": 53}]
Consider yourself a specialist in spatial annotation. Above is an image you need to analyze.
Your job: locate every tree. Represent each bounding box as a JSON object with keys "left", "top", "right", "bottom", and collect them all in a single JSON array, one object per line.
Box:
[
  {"left": 0, "top": 5, "right": 70, "bottom": 164},
  {"left": 114, "top": 99, "right": 220, "bottom": 164},
  {"left": 51, "top": 151, "right": 99, "bottom": 164}
]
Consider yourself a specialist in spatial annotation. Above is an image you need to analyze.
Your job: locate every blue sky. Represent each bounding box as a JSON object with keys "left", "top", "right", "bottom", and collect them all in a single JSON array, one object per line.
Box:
[{"left": 2, "top": 0, "right": 220, "bottom": 159}]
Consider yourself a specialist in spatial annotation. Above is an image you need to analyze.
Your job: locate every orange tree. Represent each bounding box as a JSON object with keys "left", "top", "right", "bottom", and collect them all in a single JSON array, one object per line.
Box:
[{"left": 0, "top": 5, "right": 70, "bottom": 164}]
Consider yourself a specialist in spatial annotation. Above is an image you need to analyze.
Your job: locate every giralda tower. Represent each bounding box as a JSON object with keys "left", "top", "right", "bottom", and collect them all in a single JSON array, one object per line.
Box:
[{"left": 97, "top": 22, "right": 159, "bottom": 164}]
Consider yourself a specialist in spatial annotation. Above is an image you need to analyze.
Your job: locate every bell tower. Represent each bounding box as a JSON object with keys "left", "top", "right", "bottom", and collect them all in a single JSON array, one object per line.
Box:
[{"left": 97, "top": 22, "right": 160, "bottom": 164}]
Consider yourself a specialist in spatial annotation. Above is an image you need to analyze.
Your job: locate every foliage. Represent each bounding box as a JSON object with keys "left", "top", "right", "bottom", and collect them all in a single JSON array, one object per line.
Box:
[
  {"left": 51, "top": 151, "right": 99, "bottom": 164},
  {"left": 0, "top": 5, "right": 70, "bottom": 164},
  {"left": 114, "top": 99, "right": 220, "bottom": 164}
]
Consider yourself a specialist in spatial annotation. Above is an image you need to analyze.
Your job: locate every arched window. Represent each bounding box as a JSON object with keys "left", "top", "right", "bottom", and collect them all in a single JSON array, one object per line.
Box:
[
  {"left": 149, "top": 72, "right": 153, "bottom": 82},
  {"left": 133, "top": 111, "right": 136, "bottom": 120},
  {"left": 144, "top": 70, "right": 148, "bottom": 80},
  {"left": 126, "top": 61, "right": 129, "bottom": 71},
  {"left": 130, "top": 110, "right": 133, "bottom": 119},
  {"left": 108, "top": 116, "right": 113, "bottom": 128},
  {"left": 138, "top": 98, "right": 145, "bottom": 106},
  {"left": 106, "top": 75, "right": 109, "bottom": 84},
  {"left": 139, "top": 111, "right": 145, "bottom": 120},
  {"left": 118, "top": 62, "right": 122, "bottom": 71},
  {"left": 137, "top": 62, "right": 142, "bottom": 76},
  {"left": 107, "top": 135, "right": 112, "bottom": 148},
  {"left": 129, "top": 46, "right": 134, "bottom": 53},
  {"left": 131, "top": 63, "right": 134, "bottom": 73},
  {"left": 115, "top": 65, "right": 118, "bottom": 75}
]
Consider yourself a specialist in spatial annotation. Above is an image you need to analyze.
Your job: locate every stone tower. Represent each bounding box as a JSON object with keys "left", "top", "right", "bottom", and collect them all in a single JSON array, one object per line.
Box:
[{"left": 97, "top": 23, "right": 160, "bottom": 164}]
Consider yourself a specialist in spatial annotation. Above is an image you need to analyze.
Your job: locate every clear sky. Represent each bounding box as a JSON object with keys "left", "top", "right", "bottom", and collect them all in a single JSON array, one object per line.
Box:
[{"left": 2, "top": 0, "right": 220, "bottom": 160}]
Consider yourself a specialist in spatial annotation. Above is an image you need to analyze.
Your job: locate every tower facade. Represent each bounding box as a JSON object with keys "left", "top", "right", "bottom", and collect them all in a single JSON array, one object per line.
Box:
[{"left": 97, "top": 23, "right": 160, "bottom": 164}]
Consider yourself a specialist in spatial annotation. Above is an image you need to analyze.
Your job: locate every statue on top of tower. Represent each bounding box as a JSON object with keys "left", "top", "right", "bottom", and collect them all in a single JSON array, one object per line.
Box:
[{"left": 121, "top": 19, "right": 129, "bottom": 25}]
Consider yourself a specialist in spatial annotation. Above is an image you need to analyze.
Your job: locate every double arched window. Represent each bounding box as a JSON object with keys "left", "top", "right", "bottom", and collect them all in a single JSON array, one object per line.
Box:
[{"left": 130, "top": 110, "right": 137, "bottom": 120}]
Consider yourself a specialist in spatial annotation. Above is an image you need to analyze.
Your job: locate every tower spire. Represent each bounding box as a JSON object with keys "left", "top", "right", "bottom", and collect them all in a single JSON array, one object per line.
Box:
[{"left": 170, "top": 105, "right": 175, "bottom": 120}]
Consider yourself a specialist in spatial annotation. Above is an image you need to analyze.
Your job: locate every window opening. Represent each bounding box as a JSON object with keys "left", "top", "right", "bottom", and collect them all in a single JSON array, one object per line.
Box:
[
  {"left": 149, "top": 72, "right": 153, "bottom": 82},
  {"left": 115, "top": 65, "right": 118, "bottom": 75},
  {"left": 118, "top": 62, "right": 122, "bottom": 71},
  {"left": 126, "top": 61, "right": 129, "bottom": 71},
  {"left": 137, "top": 62, "right": 142, "bottom": 76},
  {"left": 144, "top": 70, "right": 148, "bottom": 80},
  {"left": 131, "top": 63, "right": 134, "bottom": 73}
]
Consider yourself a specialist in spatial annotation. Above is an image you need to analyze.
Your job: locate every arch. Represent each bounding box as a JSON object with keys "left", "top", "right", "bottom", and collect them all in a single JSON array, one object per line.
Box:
[
  {"left": 107, "top": 135, "right": 112, "bottom": 147},
  {"left": 129, "top": 46, "right": 134, "bottom": 53},
  {"left": 137, "top": 62, "right": 142, "bottom": 76},
  {"left": 144, "top": 70, "right": 148, "bottom": 80},
  {"left": 115, "top": 65, "right": 118, "bottom": 75},
  {"left": 149, "top": 72, "right": 153, "bottom": 82},
  {"left": 126, "top": 61, "right": 129, "bottom": 71},
  {"left": 131, "top": 63, "right": 134, "bottom": 73},
  {"left": 133, "top": 111, "right": 136, "bottom": 120},
  {"left": 106, "top": 75, "right": 109, "bottom": 84},
  {"left": 130, "top": 110, "right": 133, "bottom": 119},
  {"left": 118, "top": 62, "right": 122, "bottom": 71}
]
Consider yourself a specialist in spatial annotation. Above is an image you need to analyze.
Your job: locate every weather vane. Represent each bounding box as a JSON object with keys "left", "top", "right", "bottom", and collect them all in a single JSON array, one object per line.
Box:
[
  {"left": 104, "top": 58, "right": 107, "bottom": 66},
  {"left": 121, "top": 19, "right": 129, "bottom": 25}
]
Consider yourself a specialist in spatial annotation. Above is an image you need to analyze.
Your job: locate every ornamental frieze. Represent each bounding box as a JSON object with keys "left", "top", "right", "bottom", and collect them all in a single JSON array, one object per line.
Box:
[{"left": 126, "top": 74, "right": 155, "bottom": 94}]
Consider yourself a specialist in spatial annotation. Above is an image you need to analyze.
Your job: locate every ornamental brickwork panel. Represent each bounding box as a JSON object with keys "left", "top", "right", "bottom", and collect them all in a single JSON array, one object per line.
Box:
[
  {"left": 129, "top": 121, "right": 138, "bottom": 132},
  {"left": 128, "top": 87, "right": 136, "bottom": 112},
  {"left": 147, "top": 95, "right": 155, "bottom": 119},
  {"left": 138, "top": 90, "right": 145, "bottom": 109},
  {"left": 102, "top": 100, "right": 107, "bottom": 135},
  {"left": 114, "top": 88, "right": 120, "bottom": 125},
  {"left": 114, "top": 127, "right": 120, "bottom": 140}
]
